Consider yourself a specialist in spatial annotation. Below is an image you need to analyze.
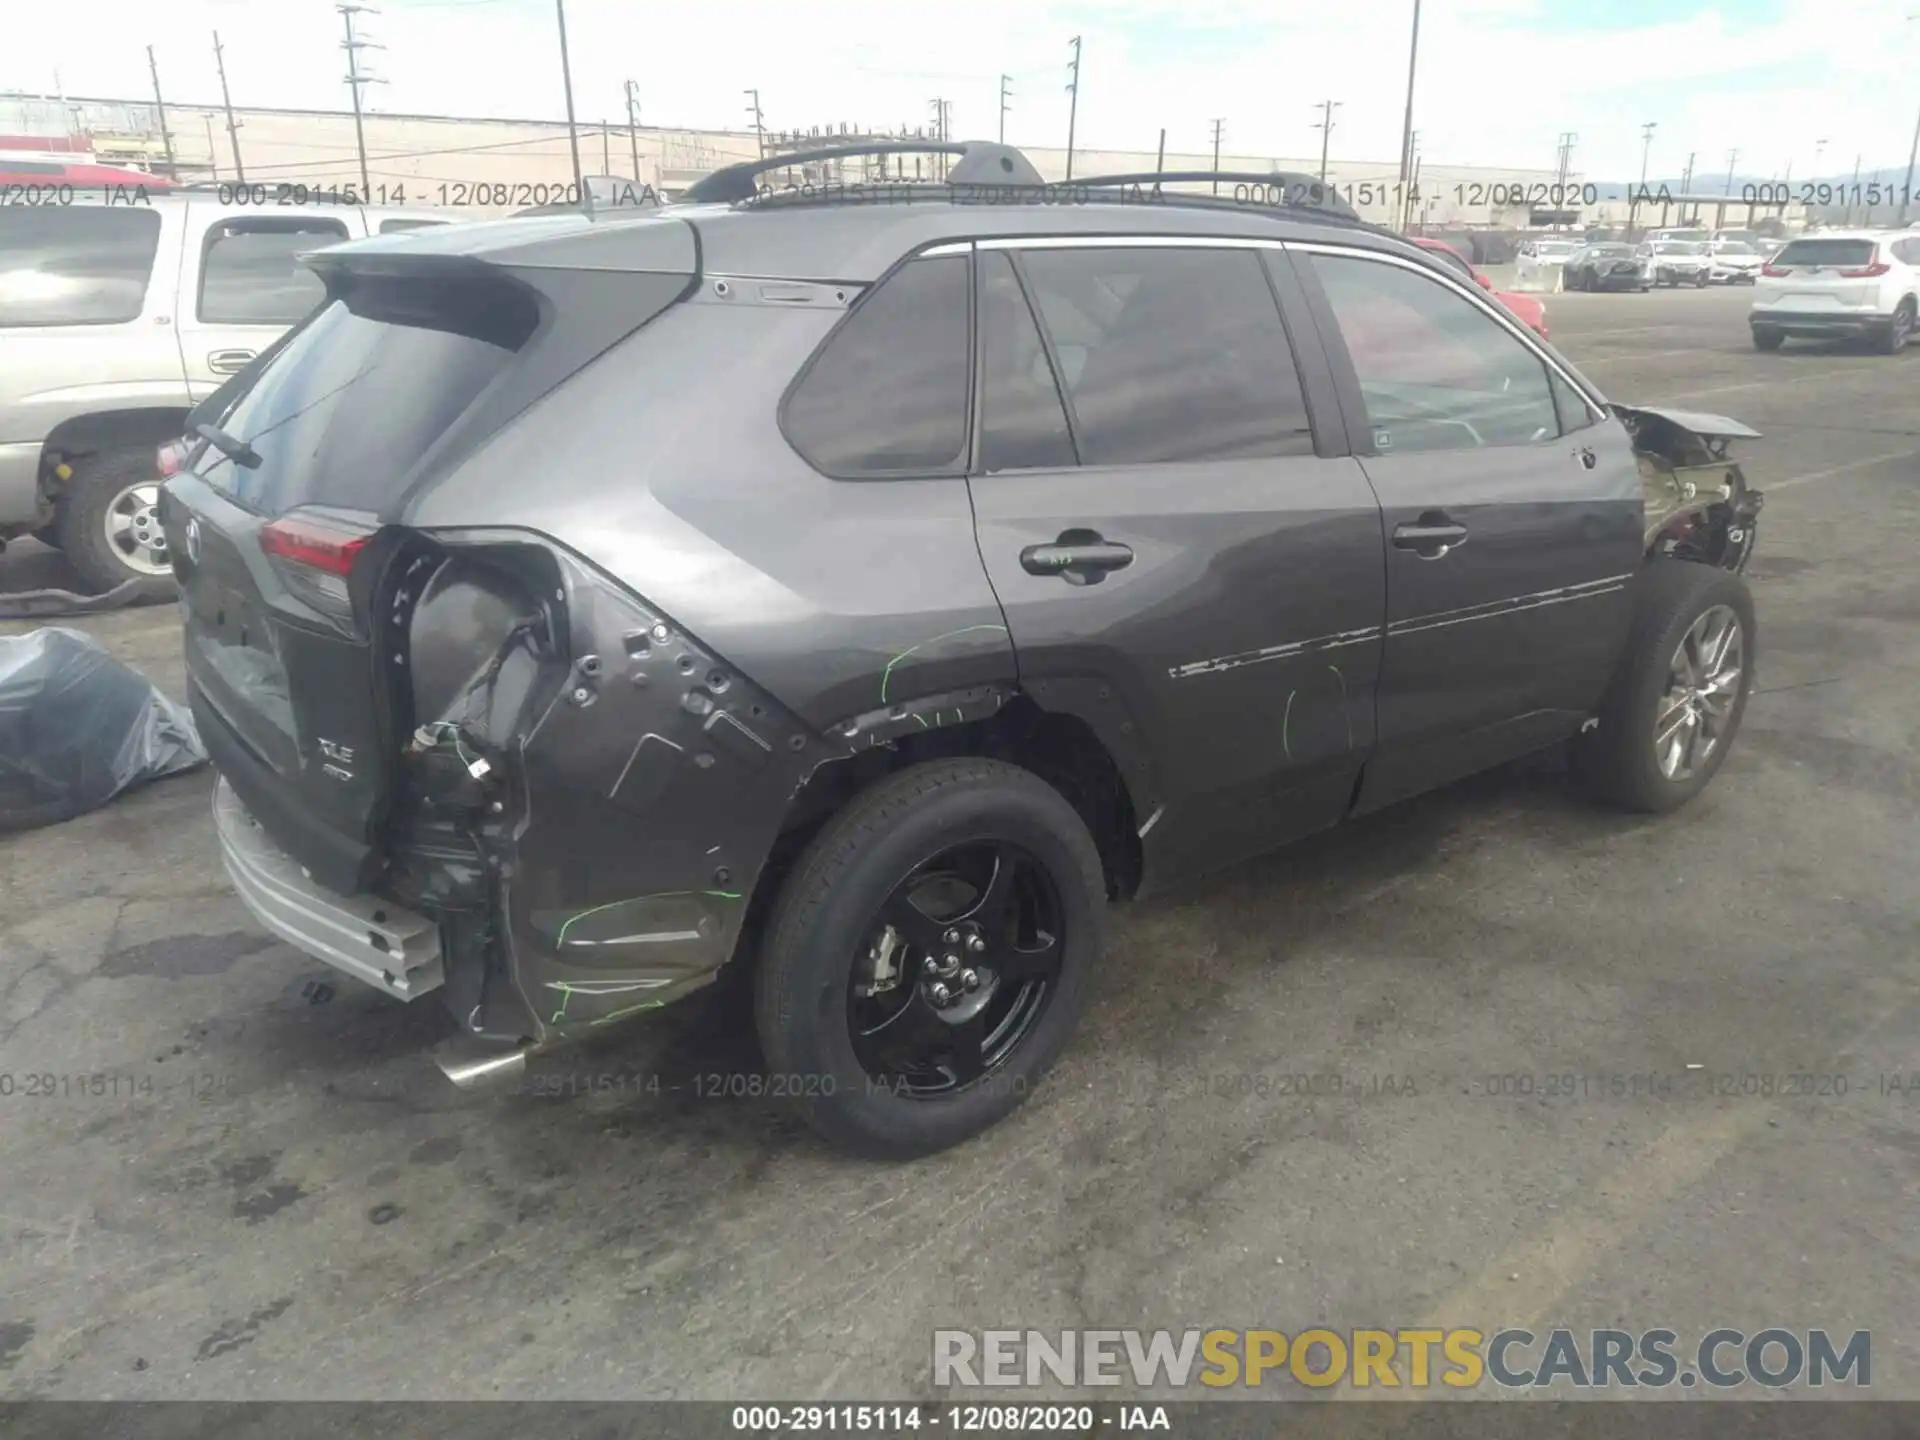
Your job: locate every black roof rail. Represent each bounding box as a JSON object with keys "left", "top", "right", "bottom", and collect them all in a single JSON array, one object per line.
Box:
[
  {"left": 685, "top": 140, "right": 1045, "bottom": 203},
  {"left": 1071, "top": 170, "right": 1363, "bottom": 223}
]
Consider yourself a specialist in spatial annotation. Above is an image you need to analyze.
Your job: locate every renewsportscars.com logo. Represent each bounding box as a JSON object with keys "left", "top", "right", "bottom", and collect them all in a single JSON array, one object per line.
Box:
[{"left": 932, "top": 1328, "right": 1871, "bottom": 1391}]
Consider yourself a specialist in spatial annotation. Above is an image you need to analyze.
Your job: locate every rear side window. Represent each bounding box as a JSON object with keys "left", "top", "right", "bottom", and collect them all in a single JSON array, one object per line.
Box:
[
  {"left": 0, "top": 206, "right": 161, "bottom": 327},
  {"left": 1017, "top": 246, "right": 1314, "bottom": 465},
  {"left": 1309, "top": 252, "right": 1560, "bottom": 453},
  {"left": 196, "top": 274, "right": 536, "bottom": 515},
  {"left": 199, "top": 217, "right": 349, "bottom": 325},
  {"left": 978, "top": 250, "right": 1075, "bottom": 472},
  {"left": 783, "top": 254, "right": 971, "bottom": 477},
  {"left": 1771, "top": 239, "right": 1876, "bottom": 268}
]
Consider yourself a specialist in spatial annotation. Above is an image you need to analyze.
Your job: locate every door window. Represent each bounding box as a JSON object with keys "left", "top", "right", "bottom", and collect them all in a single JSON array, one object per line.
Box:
[
  {"left": 198, "top": 217, "right": 349, "bottom": 325},
  {"left": 0, "top": 205, "right": 162, "bottom": 327},
  {"left": 978, "top": 250, "right": 1076, "bottom": 472},
  {"left": 1308, "top": 252, "right": 1561, "bottom": 454},
  {"left": 782, "top": 253, "right": 971, "bottom": 477},
  {"left": 1016, "top": 246, "right": 1315, "bottom": 465}
]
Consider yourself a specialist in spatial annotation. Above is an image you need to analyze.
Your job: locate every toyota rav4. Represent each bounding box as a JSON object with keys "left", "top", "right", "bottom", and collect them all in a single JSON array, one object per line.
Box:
[{"left": 159, "top": 142, "right": 1765, "bottom": 1158}]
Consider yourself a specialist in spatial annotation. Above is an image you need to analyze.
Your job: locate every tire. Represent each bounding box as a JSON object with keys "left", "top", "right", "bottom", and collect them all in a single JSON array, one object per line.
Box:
[
  {"left": 1873, "top": 299, "right": 1914, "bottom": 355},
  {"left": 1573, "top": 561, "right": 1756, "bottom": 814},
  {"left": 754, "top": 757, "right": 1106, "bottom": 1158},
  {"left": 52, "top": 447, "right": 178, "bottom": 598},
  {"left": 1752, "top": 327, "right": 1785, "bottom": 351},
  {"left": 1695, "top": 272, "right": 1710, "bottom": 288}
]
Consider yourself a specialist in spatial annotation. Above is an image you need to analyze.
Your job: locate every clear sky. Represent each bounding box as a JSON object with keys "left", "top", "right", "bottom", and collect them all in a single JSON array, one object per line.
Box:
[{"left": 6, "top": 0, "right": 1917, "bottom": 181}]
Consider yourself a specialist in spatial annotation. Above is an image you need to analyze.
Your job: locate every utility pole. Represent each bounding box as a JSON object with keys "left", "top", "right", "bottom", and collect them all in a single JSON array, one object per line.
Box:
[
  {"left": 625, "top": 80, "right": 642, "bottom": 183},
  {"left": 1903, "top": 11, "right": 1920, "bottom": 224},
  {"left": 1210, "top": 118, "right": 1225, "bottom": 193},
  {"left": 338, "top": 5, "right": 384, "bottom": 195},
  {"left": 212, "top": 30, "right": 246, "bottom": 183},
  {"left": 1724, "top": 148, "right": 1739, "bottom": 195},
  {"left": 1313, "top": 100, "right": 1341, "bottom": 185},
  {"left": 1395, "top": 0, "right": 1422, "bottom": 201},
  {"left": 1554, "top": 131, "right": 1576, "bottom": 229},
  {"left": 553, "top": 0, "right": 583, "bottom": 195},
  {"left": 1681, "top": 150, "right": 1696, "bottom": 223},
  {"left": 1405, "top": 132, "right": 1422, "bottom": 231},
  {"left": 929, "top": 98, "right": 951, "bottom": 178},
  {"left": 1630, "top": 119, "right": 1655, "bottom": 231},
  {"left": 744, "top": 88, "right": 765, "bottom": 159},
  {"left": 999, "top": 73, "right": 1011, "bottom": 145},
  {"left": 1154, "top": 127, "right": 1166, "bottom": 181},
  {"left": 1064, "top": 35, "right": 1082, "bottom": 181},
  {"left": 145, "top": 46, "right": 177, "bottom": 178}
]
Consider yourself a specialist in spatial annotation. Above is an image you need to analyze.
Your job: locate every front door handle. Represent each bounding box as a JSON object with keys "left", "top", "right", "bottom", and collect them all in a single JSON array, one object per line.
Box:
[
  {"left": 1020, "top": 536, "right": 1135, "bottom": 584},
  {"left": 1392, "top": 514, "right": 1469, "bottom": 560},
  {"left": 208, "top": 348, "right": 256, "bottom": 375}
]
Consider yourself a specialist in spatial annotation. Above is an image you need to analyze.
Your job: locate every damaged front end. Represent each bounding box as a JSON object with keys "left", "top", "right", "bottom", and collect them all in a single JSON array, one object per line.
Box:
[{"left": 1614, "top": 404, "right": 1765, "bottom": 573}]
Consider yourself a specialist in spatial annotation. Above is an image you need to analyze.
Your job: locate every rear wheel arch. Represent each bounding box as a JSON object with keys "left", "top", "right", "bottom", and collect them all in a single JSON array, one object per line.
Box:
[
  {"left": 41, "top": 408, "right": 190, "bottom": 475},
  {"left": 747, "top": 693, "right": 1147, "bottom": 960}
]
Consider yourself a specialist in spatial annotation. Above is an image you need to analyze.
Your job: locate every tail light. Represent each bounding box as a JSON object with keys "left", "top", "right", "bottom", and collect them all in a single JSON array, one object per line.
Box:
[
  {"left": 156, "top": 438, "right": 192, "bottom": 477},
  {"left": 1838, "top": 261, "right": 1891, "bottom": 278},
  {"left": 259, "top": 510, "right": 375, "bottom": 626},
  {"left": 1761, "top": 264, "right": 1789, "bottom": 277}
]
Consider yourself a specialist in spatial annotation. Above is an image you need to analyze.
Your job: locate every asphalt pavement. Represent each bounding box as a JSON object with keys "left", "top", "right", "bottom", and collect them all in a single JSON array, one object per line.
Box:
[{"left": 2, "top": 284, "right": 1917, "bottom": 1402}]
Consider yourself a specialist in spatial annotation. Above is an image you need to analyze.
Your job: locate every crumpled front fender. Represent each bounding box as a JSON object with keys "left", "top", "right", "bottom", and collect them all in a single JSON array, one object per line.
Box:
[{"left": 1612, "top": 404, "right": 1766, "bottom": 573}]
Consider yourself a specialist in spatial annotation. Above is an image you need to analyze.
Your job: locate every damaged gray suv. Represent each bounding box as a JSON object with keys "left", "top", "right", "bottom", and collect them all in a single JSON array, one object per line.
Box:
[{"left": 159, "top": 142, "right": 1764, "bottom": 1157}]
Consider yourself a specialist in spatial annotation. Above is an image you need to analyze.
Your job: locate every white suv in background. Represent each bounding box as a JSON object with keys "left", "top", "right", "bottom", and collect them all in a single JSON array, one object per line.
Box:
[{"left": 1750, "top": 231, "right": 1920, "bottom": 354}]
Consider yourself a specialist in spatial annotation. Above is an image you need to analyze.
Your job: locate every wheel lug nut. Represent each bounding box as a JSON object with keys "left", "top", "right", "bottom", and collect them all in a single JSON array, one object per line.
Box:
[
  {"left": 943, "top": 929, "right": 960, "bottom": 945},
  {"left": 922, "top": 957, "right": 940, "bottom": 976},
  {"left": 941, "top": 953, "right": 960, "bottom": 975},
  {"left": 930, "top": 982, "right": 952, "bottom": 1006},
  {"left": 961, "top": 969, "right": 980, "bottom": 992},
  {"left": 967, "top": 934, "right": 986, "bottom": 953}
]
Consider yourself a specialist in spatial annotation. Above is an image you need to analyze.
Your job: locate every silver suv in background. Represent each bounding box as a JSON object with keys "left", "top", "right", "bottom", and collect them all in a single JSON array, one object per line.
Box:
[{"left": 0, "top": 191, "right": 457, "bottom": 592}]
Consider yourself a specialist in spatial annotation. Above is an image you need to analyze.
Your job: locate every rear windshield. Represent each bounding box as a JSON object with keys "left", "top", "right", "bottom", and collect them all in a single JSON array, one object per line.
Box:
[
  {"left": 0, "top": 205, "right": 162, "bottom": 327},
  {"left": 196, "top": 273, "right": 537, "bottom": 515},
  {"left": 1772, "top": 239, "right": 1876, "bottom": 267},
  {"left": 1652, "top": 242, "right": 1705, "bottom": 254}
]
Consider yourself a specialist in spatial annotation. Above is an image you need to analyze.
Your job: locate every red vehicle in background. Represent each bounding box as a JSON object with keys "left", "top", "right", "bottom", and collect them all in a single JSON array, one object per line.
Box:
[
  {"left": 0, "top": 158, "right": 175, "bottom": 191},
  {"left": 1411, "top": 235, "right": 1549, "bottom": 341}
]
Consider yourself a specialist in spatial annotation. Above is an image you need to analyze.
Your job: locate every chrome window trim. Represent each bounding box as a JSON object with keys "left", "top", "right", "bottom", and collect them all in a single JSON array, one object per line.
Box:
[{"left": 1284, "top": 238, "right": 1608, "bottom": 417}]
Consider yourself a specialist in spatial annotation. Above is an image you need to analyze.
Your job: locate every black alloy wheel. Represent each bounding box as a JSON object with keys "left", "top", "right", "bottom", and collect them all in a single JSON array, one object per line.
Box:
[{"left": 848, "top": 839, "right": 1064, "bottom": 1096}]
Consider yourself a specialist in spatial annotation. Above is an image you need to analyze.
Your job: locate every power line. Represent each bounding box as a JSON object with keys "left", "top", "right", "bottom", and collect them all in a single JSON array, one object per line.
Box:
[
  {"left": 1064, "top": 35, "right": 1081, "bottom": 181},
  {"left": 1312, "top": 100, "right": 1341, "bottom": 185},
  {"left": 338, "top": 3, "right": 386, "bottom": 193},
  {"left": 744, "top": 87, "right": 765, "bottom": 158},
  {"left": 212, "top": 30, "right": 246, "bottom": 184},
  {"left": 145, "top": 46, "right": 177, "bottom": 177},
  {"left": 553, "top": 0, "right": 582, "bottom": 192}
]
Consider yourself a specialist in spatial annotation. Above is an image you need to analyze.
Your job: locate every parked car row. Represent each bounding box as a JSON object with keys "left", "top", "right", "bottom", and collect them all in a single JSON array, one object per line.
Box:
[{"left": 0, "top": 190, "right": 459, "bottom": 591}]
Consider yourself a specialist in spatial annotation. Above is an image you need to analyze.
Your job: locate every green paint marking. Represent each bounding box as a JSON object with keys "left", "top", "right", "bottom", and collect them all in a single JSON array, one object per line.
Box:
[
  {"left": 1328, "top": 664, "right": 1354, "bottom": 750},
  {"left": 879, "top": 624, "right": 1009, "bottom": 704},
  {"left": 553, "top": 889, "right": 741, "bottom": 948},
  {"left": 591, "top": 999, "right": 669, "bottom": 1027}
]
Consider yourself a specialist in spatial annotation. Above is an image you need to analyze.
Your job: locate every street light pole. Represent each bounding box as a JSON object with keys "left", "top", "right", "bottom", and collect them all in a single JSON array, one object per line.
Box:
[
  {"left": 1631, "top": 120, "right": 1656, "bottom": 232},
  {"left": 554, "top": 0, "right": 583, "bottom": 194}
]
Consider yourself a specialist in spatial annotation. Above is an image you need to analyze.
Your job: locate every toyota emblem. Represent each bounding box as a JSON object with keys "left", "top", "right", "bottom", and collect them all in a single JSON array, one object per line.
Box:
[{"left": 184, "top": 515, "right": 202, "bottom": 565}]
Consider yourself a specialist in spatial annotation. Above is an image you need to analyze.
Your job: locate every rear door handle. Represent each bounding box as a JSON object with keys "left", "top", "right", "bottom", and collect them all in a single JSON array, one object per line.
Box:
[
  {"left": 1020, "top": 539, "right": 1135, "bottom": 583},
  {"left": 208, "top": 348, "right": 256, "bottom": 375},
  {"left": 1392, "top": 515, "right": 1469, "bottom": 559}
]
